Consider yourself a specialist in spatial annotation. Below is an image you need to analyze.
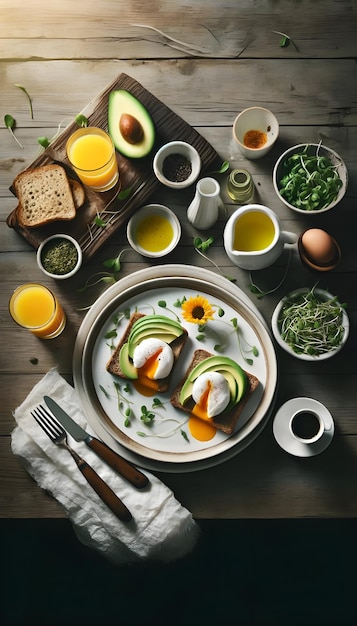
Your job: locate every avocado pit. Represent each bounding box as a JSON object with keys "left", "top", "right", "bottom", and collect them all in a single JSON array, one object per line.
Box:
[{"left": 119, "top": 113, "right": 144, "bottom": 145}]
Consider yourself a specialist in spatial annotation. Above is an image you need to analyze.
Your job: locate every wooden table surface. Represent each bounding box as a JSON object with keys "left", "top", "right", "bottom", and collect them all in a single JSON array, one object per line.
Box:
[{"left": 1, "top": 0, "right": 356, "bottom": 520}]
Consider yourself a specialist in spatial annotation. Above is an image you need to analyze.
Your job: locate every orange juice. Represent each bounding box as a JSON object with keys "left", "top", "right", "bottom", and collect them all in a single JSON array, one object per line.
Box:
[
  {"left": 66, "top": 127, "right": 119, "bottom": 191},
  {"left": 9, "top": 284, "right": 66, "bottom": 338}
]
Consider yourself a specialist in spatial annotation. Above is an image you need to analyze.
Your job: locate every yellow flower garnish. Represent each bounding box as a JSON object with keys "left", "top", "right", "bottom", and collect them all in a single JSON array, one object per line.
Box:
[{"left": 181, "top": 295, "right": 215, "bottom": 324}]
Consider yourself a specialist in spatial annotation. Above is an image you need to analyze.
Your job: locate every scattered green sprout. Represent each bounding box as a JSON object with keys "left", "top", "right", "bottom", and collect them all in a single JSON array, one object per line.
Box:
[
  {"left": 193, "top": 237, "right": 237, "bottom": 283},
  {"left": 37, "top": 136, "right": 51, "bottom": 149},
  {"left": 100, "top": 382, "right": 134, "bottom": 425},
  {"left": 157, "top": 300, "right": 181, "bottom": 321},
  {"left": 277, "top": 144, "right": 343, "bottom": 211},
  {"left": 231, "top": 317, "right": 259, "bottom": 365},
  {"left": 103, "top": 248, "right": 128, "bottom": 274},
  {"left": 207, "top": 160, "right": 230, "bottom": 175},
  {"left": 195, "top": 322, "right": 228, "bottom": 352},
  {"left": 249, "top": 249, "right": 292, "bottom": 299},
  {"left": 4, "top": 114, "right": 23, "bottom": 148},
  {"left": 277, "top": 286, "right": 346, "bottom": 356},
  {"left": 272, "top": 30, "right": 299, "bottom": 52},
  {"left": 75, "top": 114, "right": 88, "bottom": 127},
  {"left": 140, "top": 405, "right": 156, "bottom": 424},
  {"left": 36, "top": 120, "right": 66, "bottom": 152},
  {"left": 15, "top": 84, "right": 33, "bottom": 118}
]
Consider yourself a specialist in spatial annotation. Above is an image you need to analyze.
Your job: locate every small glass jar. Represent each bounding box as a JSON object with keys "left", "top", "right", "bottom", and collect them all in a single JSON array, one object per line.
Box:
[{"left": 226, "top": 168, "right": 254, "bottom": 204}]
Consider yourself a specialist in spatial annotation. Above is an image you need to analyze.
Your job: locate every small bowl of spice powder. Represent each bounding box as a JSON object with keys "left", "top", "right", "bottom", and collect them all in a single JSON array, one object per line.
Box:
[
  {"left": 153, "top": 140, "right": 201, "bottom": 189},
  {"left": 37, "top": 234, "right": 82, "bottom": 279}
]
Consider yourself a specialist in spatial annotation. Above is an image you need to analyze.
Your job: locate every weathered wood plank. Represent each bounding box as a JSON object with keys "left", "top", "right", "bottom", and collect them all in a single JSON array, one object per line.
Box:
[
  {"left": 1, "top": 0, "right": 356, "bottom": 60},
  {"left": 0, "top": 59, "right": 356, "bottom": 132}
]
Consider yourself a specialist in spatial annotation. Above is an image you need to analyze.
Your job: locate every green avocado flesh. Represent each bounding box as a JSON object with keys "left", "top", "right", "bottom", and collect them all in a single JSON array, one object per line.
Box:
[
  {"left": 120, "top": 315, "right": 185, "bottom": 376},
  {"left": 108, "top": 90, "right": 155, "bottom": 158},
  {"left": 179, "top": 356, "right": 248, "bottom": 408}
]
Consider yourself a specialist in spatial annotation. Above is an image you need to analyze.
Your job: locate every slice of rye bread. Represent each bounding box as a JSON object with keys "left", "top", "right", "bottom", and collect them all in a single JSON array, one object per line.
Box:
[
  {"left": 170, "top": 348, "right": 259, "bottom": 435},
  {"left": 106, "top": 312, "right": 189, "bottom": 392},
  {"left": 14, "top": 164, "right": 77, "bottom": 227}
]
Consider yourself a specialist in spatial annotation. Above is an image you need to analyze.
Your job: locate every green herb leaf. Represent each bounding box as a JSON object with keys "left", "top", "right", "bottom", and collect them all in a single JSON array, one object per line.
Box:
[{"left": 15, "top": 84, "right": 34, "bottom": 118}]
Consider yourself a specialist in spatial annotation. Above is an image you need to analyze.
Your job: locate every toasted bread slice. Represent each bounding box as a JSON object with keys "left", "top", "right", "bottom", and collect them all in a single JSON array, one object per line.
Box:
[
  {"left": 14, "top": 164, "right": 76, "bottom": 228},
  {"left": 69, "top": 178, "right": 86, "bottom": 209},
  {"left": 106, "top": 312, "right": 188, "bottom": 393},
  {"left": 170, "top": 348, "right": 259, "bottom": 435}
]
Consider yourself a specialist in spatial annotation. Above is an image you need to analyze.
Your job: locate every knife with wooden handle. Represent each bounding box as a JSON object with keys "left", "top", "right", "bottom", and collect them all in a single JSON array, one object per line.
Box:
[{"left": 44, "top": 396, "right": 149, "bottom": 489}]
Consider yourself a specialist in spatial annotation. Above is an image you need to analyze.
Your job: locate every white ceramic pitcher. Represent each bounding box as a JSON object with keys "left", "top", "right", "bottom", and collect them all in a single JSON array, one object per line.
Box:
[
  {"left": 223, "top": 204, "right": 297, "bottom": 270},
  {"left": 187, "top": 177, "right": 223, "bottom": 230}
]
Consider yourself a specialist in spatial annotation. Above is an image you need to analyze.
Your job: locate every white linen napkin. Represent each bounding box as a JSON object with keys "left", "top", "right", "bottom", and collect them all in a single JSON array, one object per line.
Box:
[{"left": 11, "top": 368, "right": 200, "bottom": 565}]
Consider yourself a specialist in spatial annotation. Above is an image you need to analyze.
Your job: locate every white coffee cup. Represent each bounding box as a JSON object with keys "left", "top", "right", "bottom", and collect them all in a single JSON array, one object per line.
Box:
[
  {"left": 232, "top": 107, "right": 279, "bottom": 159},
  {"left": 223, "top": 204, "right": 297, "bottom": 270},
  {"left": 289, "top": 410, "right": 325, "bottom": 444}
]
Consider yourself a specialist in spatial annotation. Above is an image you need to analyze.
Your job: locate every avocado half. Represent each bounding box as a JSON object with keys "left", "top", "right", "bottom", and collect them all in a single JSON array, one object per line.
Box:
[{"left": 108, "top": 90, "right": 155, "bottom": 158}]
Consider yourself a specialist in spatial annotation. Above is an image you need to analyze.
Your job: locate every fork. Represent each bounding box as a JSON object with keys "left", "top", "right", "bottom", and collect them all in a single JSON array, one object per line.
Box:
[{"left": 31, "top": 405, "right": 132, "bottom": 523}]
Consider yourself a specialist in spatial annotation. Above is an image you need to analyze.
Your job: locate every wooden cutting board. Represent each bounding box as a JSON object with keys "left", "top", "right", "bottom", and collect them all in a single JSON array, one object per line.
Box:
[{"left": 6, "top": 73, "right": 221, "bottom": 262}]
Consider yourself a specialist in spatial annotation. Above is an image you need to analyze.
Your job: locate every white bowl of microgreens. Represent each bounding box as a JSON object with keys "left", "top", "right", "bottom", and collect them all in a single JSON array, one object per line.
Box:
[
  {"left": 37, "top": 234, "right": 82, "bottom": 279},
  {"left": 153, "top": 141, "right": 201, "bottom": 189},
  {"left": 273, "top": 143, "right": 348, "bottom": 214},
  {"left": 271, "top": 286, "right": 349, "bottom": 360}
]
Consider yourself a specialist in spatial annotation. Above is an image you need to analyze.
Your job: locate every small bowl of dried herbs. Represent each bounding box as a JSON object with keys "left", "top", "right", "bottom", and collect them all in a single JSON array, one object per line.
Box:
[
  {"left": 153, "top": 140, "right": 201, "bottom": 189},
  {"left": 37, "top": 234, "right": 82, "bottom": 279}
]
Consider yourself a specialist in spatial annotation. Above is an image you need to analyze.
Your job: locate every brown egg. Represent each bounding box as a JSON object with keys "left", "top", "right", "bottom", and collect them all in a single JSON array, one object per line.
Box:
[{"left": 300, "top": 229, "right": 337, "bottom": 265}]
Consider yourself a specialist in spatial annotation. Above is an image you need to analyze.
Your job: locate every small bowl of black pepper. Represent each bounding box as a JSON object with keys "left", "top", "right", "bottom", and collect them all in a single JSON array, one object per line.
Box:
[
  {"left": 153, "top": 140, "right": 201, "bottom": 189},
  {"left": 37, "top": 234, "right": 82, "bottom": 280}
]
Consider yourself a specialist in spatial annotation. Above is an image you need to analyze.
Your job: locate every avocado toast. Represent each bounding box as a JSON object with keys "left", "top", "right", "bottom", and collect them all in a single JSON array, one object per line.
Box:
[
  {"left": 106, "top": 312, "right": 188, "bottom": 392},
  {"left": 170, "top": 349, "right": 259, "bottom": 435}
]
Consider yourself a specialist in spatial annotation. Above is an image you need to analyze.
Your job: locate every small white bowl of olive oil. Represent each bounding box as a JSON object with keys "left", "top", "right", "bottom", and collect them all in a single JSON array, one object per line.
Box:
[{"left": 127, "top": 204, "right": 181, "bottom": 258}]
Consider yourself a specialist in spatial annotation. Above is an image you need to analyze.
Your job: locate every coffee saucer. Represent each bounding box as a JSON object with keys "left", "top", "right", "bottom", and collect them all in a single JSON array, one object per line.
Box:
[{"left": 273, "top": 398, "right": 334, "bottom": 457}]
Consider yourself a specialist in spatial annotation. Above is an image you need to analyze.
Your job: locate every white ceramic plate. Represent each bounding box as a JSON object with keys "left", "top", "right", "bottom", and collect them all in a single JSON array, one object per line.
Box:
[{"left": 73, "top": 265, "right": 278, "bottom": 472}]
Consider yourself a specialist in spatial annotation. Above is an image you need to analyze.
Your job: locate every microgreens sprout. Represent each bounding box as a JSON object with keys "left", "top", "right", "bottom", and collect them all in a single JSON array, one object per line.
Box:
[
  {"left": 193, "top": 237, "right": 237, "bottom": 283},
  {"left": 272, "top": 30, "right": 299, "bottom": 52},
  {"left": 77, "top": 272, "right": 117, "bottom": 293},
  {"left": 231, "top": 318, "right": 259, "bottom": 365},
  {"left": 207, "top": 161, "right": 230, "bottom": 175},
  {"left": 157, "top": 300, "right": 181, "bottom": 321},
  {"left": 103, "top": 248, "right": 128, "bottom": 274},
  {"left": 277, "top": 286, "right": 346, "bottom": 356},
  {"left": 195, "top": 323, "right": 228, "bottom": 352},
  {"left": 4, "top": 114, "right": 23, "bottom": 148},
  {"left": 15, "top": 84, "right": 34, "bottom": 118},
  {"left": 37, "top": 137, "right": 51, "bottom": 149},
  {"left": 140, "top": 405, "right": 156, "bottom": 424},
  {"left": 278, "top": 144, "right": 343, "bottom": 211},
  {"left": 249, "top": 248, "right": 292, "bottom": 299},
  {"left": 75, "top": 114, "right": 88, "bottom": 127}
]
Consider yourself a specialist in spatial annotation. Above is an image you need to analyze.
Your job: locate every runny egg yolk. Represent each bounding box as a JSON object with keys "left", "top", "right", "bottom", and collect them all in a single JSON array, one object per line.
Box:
[
  {"left": 133, "top": 349, "right": 162, "bottom": 396},
  {"left": 132, "top": 339, "right": 174, "bottom": 396},
  {"left": 188, "top": 373, "right": 230, "bottom": 442},
  {"left": 188, "top": 380, "right": 217, "bottom": 441}
]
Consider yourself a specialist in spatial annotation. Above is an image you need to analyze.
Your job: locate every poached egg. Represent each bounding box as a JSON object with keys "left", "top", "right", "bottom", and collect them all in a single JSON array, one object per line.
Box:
[
  {"left": 133, "top": 338, "right": 174, "bottom": 380},
  {"left": 188, "top": 372, "right": 231, "bottom": 442}
]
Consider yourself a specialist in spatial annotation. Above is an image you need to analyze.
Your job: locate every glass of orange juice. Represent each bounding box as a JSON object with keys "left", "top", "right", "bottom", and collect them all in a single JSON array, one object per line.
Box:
[
  {"left": 9, "top": 283, "right": 66, "bottom": 339},
  {"left": 66, "top": 127, "right": 119, "bottom": 192}
]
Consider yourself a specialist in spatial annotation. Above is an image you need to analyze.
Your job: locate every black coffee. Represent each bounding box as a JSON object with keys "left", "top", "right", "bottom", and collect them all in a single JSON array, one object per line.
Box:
[{"left": 291, "top": 411, "right": 321, "bottom": 440}]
